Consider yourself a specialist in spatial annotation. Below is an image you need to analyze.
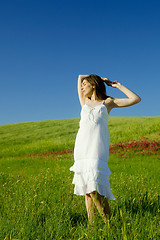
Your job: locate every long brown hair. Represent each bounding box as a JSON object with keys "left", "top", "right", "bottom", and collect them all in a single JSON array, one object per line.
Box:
[{"left": 82, "top": 74, "right": 108, "bottom": 100}]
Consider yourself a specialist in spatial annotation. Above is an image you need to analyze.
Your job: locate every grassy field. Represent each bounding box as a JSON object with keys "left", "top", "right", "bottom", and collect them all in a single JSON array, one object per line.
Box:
[
  {"left": 0, "top": 116, "right": 159, "bottom": 158},
  {"left": 0, "top": 117, "right": 160, "bottom": 239}
]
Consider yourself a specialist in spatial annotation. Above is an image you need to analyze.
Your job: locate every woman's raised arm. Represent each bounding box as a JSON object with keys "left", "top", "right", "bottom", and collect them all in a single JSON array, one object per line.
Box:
[
  {"left": 78, "top": 75, "right": 89, "bottom": 107},
  {"left": 109, "top": 81, "right": 141, "bottom": 108}
]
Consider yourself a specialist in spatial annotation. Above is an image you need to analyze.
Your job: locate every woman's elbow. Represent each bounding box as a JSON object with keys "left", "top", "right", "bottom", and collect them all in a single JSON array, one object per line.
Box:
[
  {"left": 134, "top": 96, "right": 141, "bottom": 104},
  {"left": 137, "top": 96, "right": 141, "bottom": 103}
]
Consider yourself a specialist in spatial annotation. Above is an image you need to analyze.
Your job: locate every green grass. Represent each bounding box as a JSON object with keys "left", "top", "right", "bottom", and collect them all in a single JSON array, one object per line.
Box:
[
  {"left": 0, "top": 116, "right": 159, "bottom": 158},
  {"left": 0, "top": 117, "right": 160, "bottom": 239}
]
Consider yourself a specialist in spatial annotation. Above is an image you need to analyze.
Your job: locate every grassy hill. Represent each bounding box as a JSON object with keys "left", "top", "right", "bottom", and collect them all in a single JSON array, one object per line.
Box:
[{"left": 0, "top": 116, "right": 159, "bottom": 158}]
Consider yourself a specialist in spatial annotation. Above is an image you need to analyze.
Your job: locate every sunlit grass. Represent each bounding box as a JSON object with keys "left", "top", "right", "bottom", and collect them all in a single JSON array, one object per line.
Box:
[
  {"left": 0, "top": 117, "right": 159, "bottom": 158},
  {"left": 0, "top": 152, "right": 159, "bottom": 239},
  {"left": 0, "top": 117, "right": 159, "bottom": 239}
]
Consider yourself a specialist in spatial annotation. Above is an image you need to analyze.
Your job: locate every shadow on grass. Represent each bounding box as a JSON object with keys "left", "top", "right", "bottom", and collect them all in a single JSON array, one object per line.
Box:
[
  {"left": 70, "top": 212, "right": 88, "bottom": 227},
  {"left": 116, "top": 192, "right": 160, "bottom": 216}
]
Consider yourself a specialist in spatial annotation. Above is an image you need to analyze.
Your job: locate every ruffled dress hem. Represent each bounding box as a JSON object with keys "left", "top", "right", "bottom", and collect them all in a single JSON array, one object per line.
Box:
[
  {"left": 70, "top": 158, "right": 116, "bottom": 200},
  {"left": 73, "top": 183, "right": 116, "bottom": 200}
]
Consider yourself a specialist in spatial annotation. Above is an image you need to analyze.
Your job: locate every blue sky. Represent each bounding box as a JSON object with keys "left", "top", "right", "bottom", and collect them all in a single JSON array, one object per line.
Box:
[{"left": 0, "top": 0, "right": 160, "bottom": 125}]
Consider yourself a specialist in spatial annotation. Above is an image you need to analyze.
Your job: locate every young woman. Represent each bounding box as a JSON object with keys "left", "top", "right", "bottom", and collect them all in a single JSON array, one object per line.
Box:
[{"left": 70, "top": 74, "right": 141, "bottom": 223}]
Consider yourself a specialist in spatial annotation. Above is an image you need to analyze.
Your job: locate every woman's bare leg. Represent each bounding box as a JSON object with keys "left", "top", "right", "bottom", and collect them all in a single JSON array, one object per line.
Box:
[
  {"left": 90, "top": 191, "right": 111, "bottom": 223},
  {"left": 85, "top": 193, "right": 97, "bottom": 222}
]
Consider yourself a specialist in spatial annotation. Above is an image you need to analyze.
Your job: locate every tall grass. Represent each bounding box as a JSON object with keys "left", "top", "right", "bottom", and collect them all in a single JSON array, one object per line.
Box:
[
  {"left": 0, "top": 153, "right": 159, "bottom": 239},
  {"left": 0, "top": 117, "right": 159, "bottom": 239}
]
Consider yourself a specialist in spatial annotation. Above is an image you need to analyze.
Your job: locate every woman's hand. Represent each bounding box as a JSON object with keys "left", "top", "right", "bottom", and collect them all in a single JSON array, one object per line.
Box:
[
  {"left": 101, "top": 78, "right": 121, "bottom": 88},
  {"left": 111, "top": 81, "right": 121, "bottom": 88}
]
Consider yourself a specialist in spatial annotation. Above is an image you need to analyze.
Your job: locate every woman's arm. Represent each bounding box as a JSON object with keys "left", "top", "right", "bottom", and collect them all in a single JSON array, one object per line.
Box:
[
  {"left": 78, "top": 75, "right": 89, "bottom": 106},
  {"left": 110, "top": 81, "right": 141, "bottom": 108}
]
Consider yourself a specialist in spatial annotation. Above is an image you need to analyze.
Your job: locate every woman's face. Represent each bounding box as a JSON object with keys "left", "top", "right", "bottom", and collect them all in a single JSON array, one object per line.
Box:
[{"left": 81, "top": 79, "right": 94, "bottom": 98}]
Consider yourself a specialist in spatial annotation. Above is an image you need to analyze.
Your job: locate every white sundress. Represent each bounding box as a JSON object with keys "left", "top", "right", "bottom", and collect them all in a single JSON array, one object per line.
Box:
[{"left": 70, "top": 100, "right": 115, "bottom": 200}]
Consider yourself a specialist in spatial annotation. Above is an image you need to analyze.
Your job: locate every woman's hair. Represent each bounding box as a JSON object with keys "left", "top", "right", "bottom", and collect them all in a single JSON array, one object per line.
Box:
[{"left": 82, "top": 74, "right": 108, "bottom": 100}]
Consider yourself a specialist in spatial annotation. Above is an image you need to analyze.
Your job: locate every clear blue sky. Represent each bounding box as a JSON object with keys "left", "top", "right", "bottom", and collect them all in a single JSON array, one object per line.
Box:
[{"left": 0, "top": 0, "right": 160, "bottom": 125}]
